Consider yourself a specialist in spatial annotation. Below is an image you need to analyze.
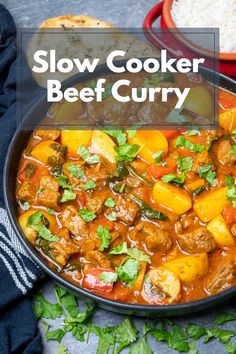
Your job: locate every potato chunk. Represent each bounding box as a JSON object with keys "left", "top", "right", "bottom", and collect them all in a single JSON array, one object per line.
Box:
[
  {"left": 164, "top": 253, "right": 208, "bottom": 282},
  {"left": 153, "top": 181, "right": 192, "bottom": 215},
  {"left": 61, "top": 130, "right": 92, "bottom": 155},
  {"left": 141, "top": 266, "right": 180, "bottom": 304},
  {"left": 206, "top": 214, "right": 235, "bottom": 246},
  {"left": 90, "top": 130, "right": 117, "bottom": 163},
  {"left": 193, "top": 188, "right": 227, "bottom": 222},
  {"left": 128, "top": 130, "right": 168, "bottom": 164}
]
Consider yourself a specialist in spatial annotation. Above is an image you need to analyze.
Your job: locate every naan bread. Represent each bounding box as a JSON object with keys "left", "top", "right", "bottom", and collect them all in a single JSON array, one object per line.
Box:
[{"left": 27, "top": 15, "right": 159, "bottom": 87}]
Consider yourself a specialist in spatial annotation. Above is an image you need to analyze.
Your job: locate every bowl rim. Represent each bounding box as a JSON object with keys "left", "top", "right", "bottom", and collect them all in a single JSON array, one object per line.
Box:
[
  {"left": 163, "top": 0, "right": 236, "bottom": 61},
  {"left": 3, "top": 66, "right": 236, "bottom": 315}
]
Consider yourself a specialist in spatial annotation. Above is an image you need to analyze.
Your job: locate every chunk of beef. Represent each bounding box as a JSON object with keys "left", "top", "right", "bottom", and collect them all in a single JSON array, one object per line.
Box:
[
  {"left": 34, "top": 130, "right": 60, "bottom": 140},
  {"left": 206, "top": 263, "right": 235, "bottom": 295},
  {"left": 86, "top": 195, "right": 106, "bottom": 215},
  {"left": 36, "top": 175, "right": 60, "bottom": 210},
  {"left": 115, "top": 196, "right": 140, "bottom": 226},
  {"left": 177, "top": 227, "right": 216, "bottom": 254},
  {"left": 50, "top": 228, "right": 80, "bottom": 266},
  {"left": 62, "top": 161, "right": 85, "bottom": 186},
  {"left": 110, "top": 223, "right": 127, "bottom": 245},
  {"left": 132, "top": 221, "right": 172, "bottom": 253},
  {"left": 216, "top": 140, "right": 236, "bottom": 166},
  {"left": 17, "top": 181, "right": 37, "bottom": 203},
  {"left": 59, "top": 205, "right": 89, "bottom": 237},
  {"left": 192, "top": 151, "right": 212, "bottom": 173},
  {"left": 85, "top": 250, "right": 111, "bottom": 268}
]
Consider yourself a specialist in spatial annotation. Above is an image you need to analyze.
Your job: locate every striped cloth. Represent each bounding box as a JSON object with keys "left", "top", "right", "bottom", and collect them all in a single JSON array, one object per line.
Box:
[{"left": 0, "top": 5, "right": 43, "bottom": 354}]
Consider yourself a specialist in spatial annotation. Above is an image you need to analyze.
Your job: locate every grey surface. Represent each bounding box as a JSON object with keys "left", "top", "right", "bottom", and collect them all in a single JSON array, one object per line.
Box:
[{"left": 3, "top": 0, "right": 236, "bottom": 353}]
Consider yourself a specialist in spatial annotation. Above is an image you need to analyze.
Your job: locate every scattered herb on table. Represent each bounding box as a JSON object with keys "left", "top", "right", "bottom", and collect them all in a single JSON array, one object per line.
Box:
[{"left": 33, "top": 286, "right": 236, "bottom": 353}]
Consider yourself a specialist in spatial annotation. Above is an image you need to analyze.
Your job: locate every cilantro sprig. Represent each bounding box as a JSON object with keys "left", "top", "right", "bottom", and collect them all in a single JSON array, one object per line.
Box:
[{"left": 28, "top": 211, "right": 59, "bottom": 242}]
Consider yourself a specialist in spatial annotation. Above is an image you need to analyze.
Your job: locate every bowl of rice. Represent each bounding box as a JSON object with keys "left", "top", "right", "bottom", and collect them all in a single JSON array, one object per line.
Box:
[
  {"left": 164, "top": 0, "right": 236, "bottom": 60},
  {"left": 143, "top": 0, "right": 236, "bottom": 77}
]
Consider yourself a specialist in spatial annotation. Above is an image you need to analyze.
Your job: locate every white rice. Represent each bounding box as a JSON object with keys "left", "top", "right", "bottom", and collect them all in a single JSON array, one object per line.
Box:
[{"left": 171, "top": 0, "right": 236, "bottom": 53}]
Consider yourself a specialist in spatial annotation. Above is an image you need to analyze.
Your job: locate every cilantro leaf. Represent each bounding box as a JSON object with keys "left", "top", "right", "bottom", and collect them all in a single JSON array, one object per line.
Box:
[
  {"left": 96, "top": 225, "right": 111, "bottom": 251},
  {"left": 104, "top": 197, "right": 116, "bottom": 208},
  {"left": 204, "top": 327, "right": 235, "bottom": 343},
  {"left": 144, "top": 72, "right": 173, "bottom": 87},
  {"left": 198, "top": 163, "right": 216, "bottom": 185},
  {"left": 67, "top": 164, "right": 84, "bottom": 178},
  {"left": 82, "top": 179, "right": 96, "bottom": 191},
  {"left": 231, "top": 144, "right": 236, "bottom": 157},
  {"left": 61, "top": 189, "right": 76, "bottom": 202},
  {"left": 166, "top": 108, "right": 189, "bottom": 124},
  {"left": 77, "top": 145, "right": 100, "bottom": 164},
  {"left": 106, "top": 211, "right": 117, "bottom": 221},
  {"left": 117, "top": 258, "right": 140, "bottom": 284},
  {"left": 115, "top": 143, "right": 140, "bottom": 162},
  {"left": 28, "top": 211, "right": 59, "bottom": 242},
  {"left": 54, "top": 286, "right": 79, "bottom": 317},
  {"left": 33, "top": 293, "right": 63, "bottom": 320},
  {"left": 186, "top": 323, "right": 206, "bottom": 339},
  {"left": 79, "top": 209, "right": 96, "bottom": 222},
  {"left": 126, "top": 130, "right": 137, "bottom": 139},
  {"left": 22, "top": 201, "right": 30, "bottom": 210},
  {"left": 152, "top": 150, "right": 163, "bottom": 164},
  {"left": 109, "top": 242, "right": 151, "bottom": 263},
  {"left": 56, "top": 344, "right": 69, "bottom": 354},
  {"left": 47, "top": 208, "right": 55, "bottom": 215},
  {"left": 162, "top": 173, "right": 185, "bottom": 184},
  {"left": 225, "top": 342, "right": 236, "bottom": 354},
  {"left": 226, "top": 176, "right": 236, "bottom": 207},
  {"left": 186, "top": 130, "right": 199, "bottom": 136},
  {"left": 57, "top": 175, "right": 72, "bottom": 189},
  {"left": 176, "top": 136, "right": 205, "bottom": 152},
  {"left": 214, "top": 312, "right": 236, "bottom": 325},
  {"left": 99, "top": 271, "right": 118, "bottom": 284},
  {"left": 130, "top": 337, "right": 153, "bottom": 354},
  {"left": 45, "top": 328, "right": 65, "bottom": 342},
  {"left": 177, "top": 156, "right": 193, "bottom": 172},
  {"left": 105, "top": 130, "right": 127, "bottom": 145}
]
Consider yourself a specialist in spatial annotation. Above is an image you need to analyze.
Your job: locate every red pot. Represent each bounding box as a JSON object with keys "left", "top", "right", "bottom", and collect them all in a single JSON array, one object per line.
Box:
[{"left": 143, "top": 1, "right": 236, "bottom": 77}]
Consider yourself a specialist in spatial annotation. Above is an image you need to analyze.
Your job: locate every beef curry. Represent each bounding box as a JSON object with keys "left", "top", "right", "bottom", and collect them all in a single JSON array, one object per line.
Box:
[{"left": 16, "top": 78, "right": 236, "bottom": 305}]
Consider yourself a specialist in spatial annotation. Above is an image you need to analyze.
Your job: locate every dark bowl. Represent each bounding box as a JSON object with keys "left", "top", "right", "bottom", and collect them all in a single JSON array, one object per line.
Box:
[{"left": 3, "top": 65, "right": 236, "bottom": 317}]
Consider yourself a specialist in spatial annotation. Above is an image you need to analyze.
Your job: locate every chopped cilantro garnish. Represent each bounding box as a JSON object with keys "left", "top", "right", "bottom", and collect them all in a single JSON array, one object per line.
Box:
[
  {"left": 162, "top": 173, "right": 186, "bottom": 184},
  {"left": 79, "top": 209, "right": 96, "bottom": 222},
  {"left": 77, "top": 145, "right": 100, "bottom": 164},
  {"left": 57, "top": 175, "right": 72, "bottom": 189},
  {"left": 152, "top": 150, "right": 163, "bottom": 164},
  {"left": 82, "top": 179, "right": 96, "bottom": 191},
  {"left": 176, "top": 156, "right": 193, "bottom": 172},
  {"left": 67, "top": 164, "right": 84, "bottom": 178},
  {"left": 126, "top": 129, "right": 137, "bottom": 139},
  {"left": 198, "top": 163, "right": 216, "bottom": 185},
  {"left": 47, "top": 208, "right": 55, "bottom": 215},
  {"left": 117, "top": 258, "right": 140, "bottom": 284},
  {"left": 105, "top": 130, "right": 127, "bottom": 145},
  {"left": 61, "top": 190, "right": 76, "bottom": 202},
  {"left": 225, "top": 176, "right": 236, "bottom": 207},
  {"left": 109, "top": 242, "right": 151, "bottom": 263},
  {"left": 176, "top": 136, "right": 205, "bottom": 152},
  {"left": 104, "top": 197, "right": 116, "bottom": 208},
  {"left": 22, "top": 201, "right": 30, "bottom": 210},
  {"left": 230, "top": 144, "right": 236, "bottom": 157},
  {"left": 214, "top": 312, "right": 236, "bottom": 325},
  {"left": 186, "top": 130, "right": 199, "bottom": 136},
  {"left": 96, "top": 225, "right": 111, "bottom": 251},
  {"left": 99, "top": 272, "right": 118, "bottom": 284},
  {"left": 144, "top": 73, "right": 173, "bottom": 87},
  {"left": 115, "top": 143, "right": 141, "bottom": 162},
  {"left": 28, "top": 211, "right": 59, "bottom": 242},
  {"left": 106, "top": 211, "right": 117, "bottom": 221},
  {"left": 166, "top": 108, "right": 189, "bottom": 124}
]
